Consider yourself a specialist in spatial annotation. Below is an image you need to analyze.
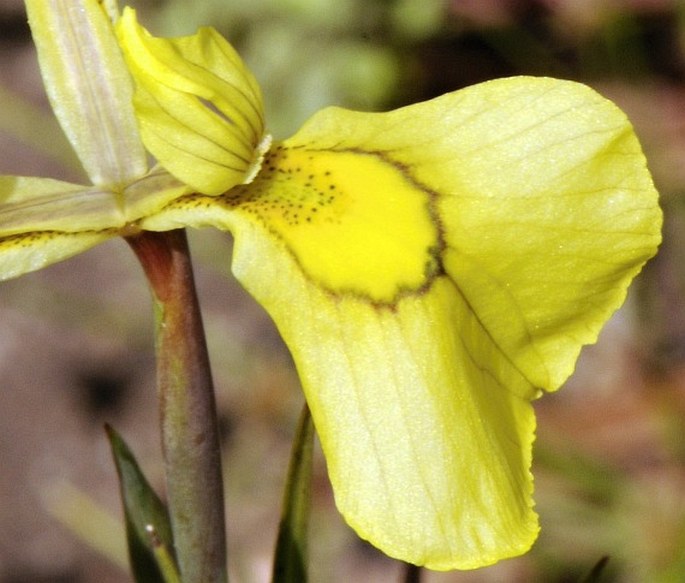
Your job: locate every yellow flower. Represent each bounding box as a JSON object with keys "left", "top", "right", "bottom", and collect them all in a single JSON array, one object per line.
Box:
[
  {"left": 0, "top": 0, "right": 262, "bottom": 279},
  {"left": 0, "top": 0, "right": 191, "bottom": 279},
  {"left": 1, "top": 1, "right": 661, "bottom": 571},
  {"left": 118, "top": 9, "right": 661, "bottom": 569}
]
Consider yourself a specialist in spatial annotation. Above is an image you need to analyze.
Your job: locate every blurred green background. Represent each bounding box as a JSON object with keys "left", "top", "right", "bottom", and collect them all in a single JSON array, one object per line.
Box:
[{"left": 1, "top": 0, "right": 685, "bottom": 581}]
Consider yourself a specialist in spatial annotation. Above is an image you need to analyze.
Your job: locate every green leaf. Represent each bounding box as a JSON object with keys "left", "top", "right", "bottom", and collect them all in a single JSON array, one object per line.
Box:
[
  {"left": 581, "top": 556, "right": 611, "bottom": 583},
  {"left": 272, "top": 404, "right": 314, "bottom": 583},
  {"left": 106, "top": 424, "right": 178, "bottom": 583}
]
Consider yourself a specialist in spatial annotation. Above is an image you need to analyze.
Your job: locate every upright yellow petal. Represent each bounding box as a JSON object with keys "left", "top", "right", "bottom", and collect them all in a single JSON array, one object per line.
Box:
[
  {"left": 26, "top": 0, "right": 147, "bottom": 187},
  {"left": 117, "top": 9, "right": 267, "bottom": 195}
]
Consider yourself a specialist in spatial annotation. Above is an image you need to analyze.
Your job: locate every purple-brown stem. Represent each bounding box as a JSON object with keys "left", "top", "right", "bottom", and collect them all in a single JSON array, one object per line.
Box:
[{"left": 127, "top": 229, "right": 226, "bottom": 583}]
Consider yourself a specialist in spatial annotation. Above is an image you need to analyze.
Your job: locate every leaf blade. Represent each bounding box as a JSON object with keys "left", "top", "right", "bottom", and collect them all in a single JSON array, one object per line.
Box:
[
  {"left": 106, "top": 425, "right": 177, "bottom": 583},
  {"left": 272, "top": 404, "right": 314, "bottom": 583}
]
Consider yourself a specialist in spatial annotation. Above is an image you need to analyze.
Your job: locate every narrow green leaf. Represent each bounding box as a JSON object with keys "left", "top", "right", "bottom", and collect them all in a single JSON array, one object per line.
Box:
[
  {"left": 106, "top": 424, "right": 178, "bottom": 583},
  {"left": 581, "top": 556, "right": 611, "bottom": 583},
  {"left": 272, "top": 404, "right": 314, "bottom": 583},
  {"left": 147, "top": 524, "right": 183, "bottom": 583}
]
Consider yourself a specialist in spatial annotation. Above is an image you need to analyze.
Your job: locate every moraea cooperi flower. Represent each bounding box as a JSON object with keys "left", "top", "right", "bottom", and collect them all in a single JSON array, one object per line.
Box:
[
  {"left": 116, "top": 9, "right": 662, "bottom": 570},
  {"left": 1, "top": 0, "right": 661, "bottom": 571}
]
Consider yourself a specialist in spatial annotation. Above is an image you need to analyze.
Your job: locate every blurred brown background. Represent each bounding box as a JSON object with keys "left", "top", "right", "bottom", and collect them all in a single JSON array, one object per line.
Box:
[{"left": 1, "top": 0, "right": 684, "bottom": 581}]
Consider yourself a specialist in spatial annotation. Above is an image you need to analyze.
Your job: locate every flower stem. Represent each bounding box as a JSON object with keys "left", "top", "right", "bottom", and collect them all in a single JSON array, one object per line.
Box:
[{"left": 127, "top": 229, "right": 227, "bottom": 583}]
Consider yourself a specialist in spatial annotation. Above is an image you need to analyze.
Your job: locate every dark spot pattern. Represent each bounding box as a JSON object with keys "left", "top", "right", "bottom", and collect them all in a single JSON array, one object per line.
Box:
[{"left": 221, "top": 145, "right": 345, "bottom": 227}]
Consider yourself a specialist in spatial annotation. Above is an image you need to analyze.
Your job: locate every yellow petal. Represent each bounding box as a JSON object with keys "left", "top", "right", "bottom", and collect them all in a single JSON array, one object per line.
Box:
[
  {"left": 217, "top": 144, "right": 440, "bottom": 301},
  {"left": 121, "top": 166, "right": 191, "bottom": 224},
  {"left": 116, "top": 8, "right": 267, "bottom": 195},
  {"left": 0, "top": 175, "right": 112, "bottom": 280},
  {"left": 0, "top": 169, "right": 189, "bottom": 280},
  {"left": 0, "top": 229, "right": 115, "bottom": 281},
  {"left": 140, "top": 76, "right": 661, "bottom": 569},
  {"left": 142, "top": 199, "right": 538, "bottom": 568},
  {"left": 25, "top": 0, "right": 147, "bottom": 187},
  {"left": 0, "top": 176, "right": 121, "bottom": 235},
  {"left": 0, "top": 171, "right": 188, "bottom": 237},
  {"left": 259, "top": 76, "right": 662, "bottom": 391},
  {"left": 236, "top": 224, "right": 540, "bottom": 569}
]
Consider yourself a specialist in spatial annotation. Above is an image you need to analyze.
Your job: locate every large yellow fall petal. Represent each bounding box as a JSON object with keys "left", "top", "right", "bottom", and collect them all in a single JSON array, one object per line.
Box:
[
  {"left": 220, "top": 144, "right": 440, "bottom": 301},
  {"left": 235, "top": 226, "right": 541, "bottom": 569},
  {"left": 258, "top": 77, "right": 662, "bottom": 391},
  {"left": 141, "top": 197, "right": 539, "bottom": 569},
  {"left": 139, "top": 76, "right": 660, "bottom": 569}
]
